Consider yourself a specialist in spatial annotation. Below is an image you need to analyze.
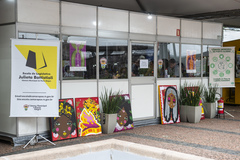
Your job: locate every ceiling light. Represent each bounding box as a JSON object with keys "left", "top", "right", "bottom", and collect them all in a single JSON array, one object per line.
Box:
[{"left": 148, "top": 14, "right": 152, "bottom": 19}]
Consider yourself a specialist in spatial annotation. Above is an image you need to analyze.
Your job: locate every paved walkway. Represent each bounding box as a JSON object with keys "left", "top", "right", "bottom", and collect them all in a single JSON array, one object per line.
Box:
[{"left": 0, "top": 105, "right": 240, "bottom": 160}]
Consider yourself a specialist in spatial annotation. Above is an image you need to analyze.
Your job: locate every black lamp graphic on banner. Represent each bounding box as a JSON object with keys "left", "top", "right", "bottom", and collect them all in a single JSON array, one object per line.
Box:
[{"left": 26, "top": 50, "right": 47, "bottom": 70}]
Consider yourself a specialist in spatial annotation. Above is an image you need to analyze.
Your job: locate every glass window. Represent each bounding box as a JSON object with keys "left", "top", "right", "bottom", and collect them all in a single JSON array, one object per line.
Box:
[
  {"left": 99, "top": 38, "right": 128, "bottom": 79},
  {"left": 62, "top": 36, "right": 96, "bottom": 80},
  {"left": 181, "top": 44, "right": 201, "bottom": 77},
  {"left": 19, "top": 32, "right": 59, "bottom": 40},
  {"left": 202, "top": 45, "right": 221, "bottom": 77},
  {"left": 157, "top": 43, "right": 180, "bottom": 78},
  {"left": 132, "top": 43, "right": 154, "bottom": 77}
]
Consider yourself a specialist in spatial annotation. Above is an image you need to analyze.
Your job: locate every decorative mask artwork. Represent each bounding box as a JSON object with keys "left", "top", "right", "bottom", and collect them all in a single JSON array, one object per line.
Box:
[
  {"left": 75, "top": 97, "right": 102, "bottom": 137},
  {"left": 158, "top": 59, "right": 163, "bottom": 69},
  {"left": 114, "top": 94, "right": 134, "bottom": 132},
  {"left": 100, "top": 57, "right": 107, "bottom": 69},
  {"left": 50, "top": 99, "right": 77, "bottom": 141},
  {"left": 158, "top": 85, "right": 180, "bottom": 124}
]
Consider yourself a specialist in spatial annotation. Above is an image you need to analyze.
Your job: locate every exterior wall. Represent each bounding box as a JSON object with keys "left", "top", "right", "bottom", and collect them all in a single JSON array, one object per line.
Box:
[
  {"left": 0, "top": 0, "right": 223, "bottom": 138},
  {"left": 0, "top": 25, "right": 17, "bottom": 135},
  {"left": 0, "top": 0, "right": 15, "bottom": 24}
]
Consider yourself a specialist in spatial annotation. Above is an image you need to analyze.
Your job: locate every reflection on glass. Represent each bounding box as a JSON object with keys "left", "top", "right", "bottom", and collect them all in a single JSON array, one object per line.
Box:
[
  {"left": 19, "top": 32, "right": 59, "bottom": 40},
  {"left": 202, "top": 45, "right": 220, "bottom": 77},
  {"left": 99, "top": 38, "right": 128, "bottom": 79},
  {"left": 181, "top": 44, "right": 201, "bottom": 77},
  {"left": 132, "top": 43, "right": 154, "bottom": 77},
  {"left": 157, "top": 43, "right": 180, "bottom": 78},
  {"left": 62, "top": 36, "right": 96, "bottom": 80}
]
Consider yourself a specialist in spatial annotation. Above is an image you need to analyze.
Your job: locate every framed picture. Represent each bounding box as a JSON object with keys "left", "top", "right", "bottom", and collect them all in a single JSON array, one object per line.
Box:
[
  {"left": 75, "top": 97, "right": 101, "bottom": 137},
  {"left": 50, "top": 99, "right": 77, "bottom": 141}
]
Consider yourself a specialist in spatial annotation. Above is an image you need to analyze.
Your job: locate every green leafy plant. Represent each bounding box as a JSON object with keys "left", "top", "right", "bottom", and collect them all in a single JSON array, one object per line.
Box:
[
  {"left": 100, "top": 87, "right": 122, "bottom": 114},
  {"left": 203, "top": 84, "right": 218, "bottom": 103},
  {"left": 180, "top": 81, "right": 204, "bottom": 106}
]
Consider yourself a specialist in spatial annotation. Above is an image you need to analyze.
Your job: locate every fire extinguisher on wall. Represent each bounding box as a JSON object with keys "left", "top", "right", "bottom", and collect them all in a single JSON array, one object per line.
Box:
[{"left": 218, "top": 97, "right": 224, "bottom": 115}]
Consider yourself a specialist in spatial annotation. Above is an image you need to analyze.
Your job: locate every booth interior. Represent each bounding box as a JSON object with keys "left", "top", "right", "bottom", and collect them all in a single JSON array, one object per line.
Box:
[
  {"left": 0, "top": 0, "right": 222, "bottom": 146},
  {"left": 222, "top": 39, "right": 240, "bottom": 104}
]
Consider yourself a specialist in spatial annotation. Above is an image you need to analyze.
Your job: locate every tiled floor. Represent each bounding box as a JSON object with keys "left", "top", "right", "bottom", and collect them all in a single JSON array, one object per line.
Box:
[{"left": 0, "top": 105, "right": 240, "bottom": 160}]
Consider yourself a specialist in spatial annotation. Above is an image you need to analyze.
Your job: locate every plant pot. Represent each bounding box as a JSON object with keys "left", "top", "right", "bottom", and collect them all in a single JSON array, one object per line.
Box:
[
  {"left": 187, "top": 105, "right": 202, "bottom": 123},
  {"left": 180, "top": 105, "right": 188, "bottom": 122},
  {"left": 100, "top": 113, "right": 117, "bottom": 134},
  {"left": 203, "top": 102, "right": 216, "bottom": 118}
]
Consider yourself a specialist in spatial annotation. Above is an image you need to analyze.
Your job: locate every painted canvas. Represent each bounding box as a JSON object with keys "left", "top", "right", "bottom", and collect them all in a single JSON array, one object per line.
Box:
[
  {"left": 186, "top": 50, "right": 196, "bottom": 73},
  {"left": 69, "top": 42, "right": 87, "bottom": 71},
  {"left": 75, "top": 97, "right": 102, "bottom": 137},
  {"left": 158, "top": 85, "right": 180, "bottom": 124},
  {"left": 114, "top": 94, "right": 134, "bottom": 132},
  {"left": 50, "top": 99, "right": 78, "bottom": 141}
]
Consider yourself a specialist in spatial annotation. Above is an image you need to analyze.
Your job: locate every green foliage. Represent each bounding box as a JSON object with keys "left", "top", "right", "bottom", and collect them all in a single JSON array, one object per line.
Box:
[
  {"left": 100, "top": 87, "right": 122, "bottom": 114},
  {"left": 203, "top": 84, "right": 218, "bottom": 103},
  {"left": 180, "top": 81, "right": 204, "bottom": 106}
]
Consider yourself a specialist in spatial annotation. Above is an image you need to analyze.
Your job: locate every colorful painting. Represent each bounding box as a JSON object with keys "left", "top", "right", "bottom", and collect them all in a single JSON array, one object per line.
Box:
[
  {"left": 114, "top": 94, "right": 134, "bottom": 132},
  {"left": 50, "top": 99, "right": 77, "bottom": 141},
  {"left": 75, "top": 97, "right": 102, "bottom": 137},
  {"left": 158, "top": 85, "right": 180, "bottom": 124},
  {"left": 69, "top": 42, "right": 87, "bottom": 71},
  {"left": 186, "top": 50, "right": 196, "bottom": 73}
]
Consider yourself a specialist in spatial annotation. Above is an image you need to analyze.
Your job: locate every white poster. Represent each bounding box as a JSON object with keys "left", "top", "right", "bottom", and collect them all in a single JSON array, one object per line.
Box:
[
  {"left": 10, "top": 39, "right": 60, "bottom": 117},
  {"left": 209, "top": 47, "right": 235, "bottom": 88},
  {"left": 140, "top": 59, "right": 148, "bottom": 69}
]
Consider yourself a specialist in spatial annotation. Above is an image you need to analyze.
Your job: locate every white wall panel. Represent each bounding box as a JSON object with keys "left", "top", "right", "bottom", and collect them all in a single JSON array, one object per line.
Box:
[
  {"left": 203, "top": 22, "right": 222, "bottom": 40},
  {"left": 17, "top": 0, "right": 59, "bottom": 25},
  {"left": 157, "top": 16, "right": 180, "bottom": 36},
  {"left": 0, "top": 25, "right": 17, "bottom": 135},
  {"left": 157, "top": 79, "right": 180, "bottom": 117},
  {"left": 62, "top": 81, "right": 98, "bottom": 99},
  {"left": 61, "top": 2, "right": 96, "bottom": 29},
  {"left": 99, "top": 80, "right": 128, "bottom": 96},
  {"left": 130, "top": 12, "right": 156, "bottom": 35},
  {"left": 202, "top": 78, "right": 209, "bottom": 87},
  {"left": 99, "top": 8, "right": 128, "bottom": 32},
  {"left": 181, "top": 20, "right": 202, "bottom": 38},
  {"left": 0, "top": 0, "right": 15, "bottom": 24},
  {"left": 181, "top": 78, "right": 202, "bottom": 86},
  {"left": 131, "top": 85, "right": 154, "bottom": 119}
]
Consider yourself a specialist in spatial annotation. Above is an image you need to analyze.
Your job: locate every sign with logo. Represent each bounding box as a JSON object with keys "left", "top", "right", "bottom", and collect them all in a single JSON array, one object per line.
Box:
[
  {"left": 10, "top": 39, "right": 60, "bottom": 117},
  {"left": 209, "top": 47, "right": 235, "bottom": 88}
]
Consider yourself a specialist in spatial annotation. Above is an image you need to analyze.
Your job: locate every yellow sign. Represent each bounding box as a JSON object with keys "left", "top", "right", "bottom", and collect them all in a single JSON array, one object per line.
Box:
[{"left": 15, "top": 45, "right": 57, "bottom": 89}]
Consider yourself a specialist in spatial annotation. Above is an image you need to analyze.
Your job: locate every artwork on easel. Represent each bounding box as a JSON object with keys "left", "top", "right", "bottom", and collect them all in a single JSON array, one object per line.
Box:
[
  {"left": 75, "top": 97, "right": 102, "bottom": 137},
  {"left": 114, "top": 94, "right": 134, "bottom": 132},
  {"left": 50, "top": 99, "right": 77, "bottom": 141},
  {"left": 158, "top": 85, "right": 180, "bottom": 124}
]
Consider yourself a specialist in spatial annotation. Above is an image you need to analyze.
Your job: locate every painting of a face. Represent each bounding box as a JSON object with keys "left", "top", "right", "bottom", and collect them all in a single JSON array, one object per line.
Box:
[
  {"left": 54, "top": 115, "right": 73, "bottom": 138},
  {"left": 167, "top": 93, "right": 176, "bottom": 109},
  {"left": 117, "top": 107, "right": 128, "bottom": 126}
]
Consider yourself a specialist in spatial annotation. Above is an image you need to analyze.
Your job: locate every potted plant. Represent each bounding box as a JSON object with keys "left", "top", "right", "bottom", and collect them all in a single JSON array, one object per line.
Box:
[
  {"left": 100, "top": 88, "right": 122, "bottom": 134},
  {"left": 185, "top": 82, "right": 204, "bottom": 123},
  {"left": 203, "top": 85, "right": 218, "bottom": 118},
  {"left": 180, "top": 82, "right": 204, "bottom": 123}
]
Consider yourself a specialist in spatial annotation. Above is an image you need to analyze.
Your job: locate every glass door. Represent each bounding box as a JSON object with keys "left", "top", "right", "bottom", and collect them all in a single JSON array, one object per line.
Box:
[{"left": 130, "top": 42, "right": 156, "bottom": 120}]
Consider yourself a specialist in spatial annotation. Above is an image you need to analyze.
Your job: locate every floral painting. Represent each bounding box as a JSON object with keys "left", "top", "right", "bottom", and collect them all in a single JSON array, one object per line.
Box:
[
  {"left": 114, "top": 94, "right": 134, "bottom": 132},
  {"left": 75, "top": 97, "right": 102, "bottom": 137},
  {"left": 50, "top": 99, "right": 77, "bottom": 141}
]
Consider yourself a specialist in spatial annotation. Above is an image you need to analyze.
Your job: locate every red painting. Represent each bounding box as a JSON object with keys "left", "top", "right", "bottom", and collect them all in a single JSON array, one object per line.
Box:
[
  {"left": 50, "top": 99, "right": 78, "bottom": 141},
  {"left": 75, "top": 97, "right": 102, "bottom": 137}
]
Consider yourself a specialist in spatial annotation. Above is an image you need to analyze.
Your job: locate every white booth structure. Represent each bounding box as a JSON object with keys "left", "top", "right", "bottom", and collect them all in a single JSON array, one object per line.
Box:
[{"left": 0, "top": 0, "right": 222, "bottom": 146}]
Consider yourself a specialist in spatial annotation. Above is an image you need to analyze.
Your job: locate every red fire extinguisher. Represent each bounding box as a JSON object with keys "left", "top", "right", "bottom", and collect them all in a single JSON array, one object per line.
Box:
[{"left": 218, "top": 97, "right": 224, "bottom": 114}]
